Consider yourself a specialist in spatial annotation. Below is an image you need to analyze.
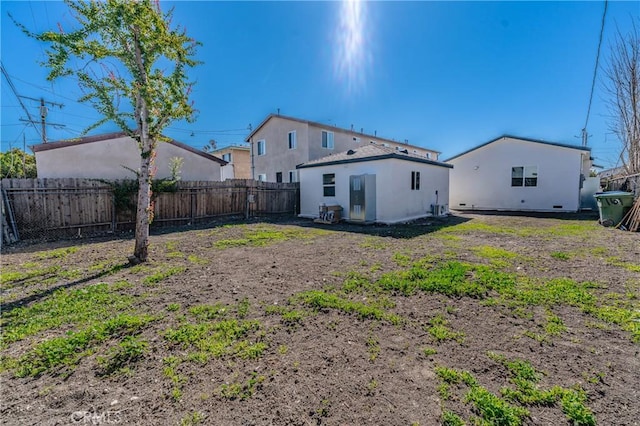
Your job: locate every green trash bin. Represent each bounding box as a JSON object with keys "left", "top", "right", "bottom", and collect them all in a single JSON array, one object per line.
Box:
[{"left": 593, "top": 191, "right": 635, "bottom": 227}]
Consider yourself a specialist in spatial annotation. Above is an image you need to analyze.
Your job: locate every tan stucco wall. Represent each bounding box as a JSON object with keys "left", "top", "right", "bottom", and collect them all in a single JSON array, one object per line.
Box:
[
  {"left": 251, "top": 116, "right": 310, "bottom": 182},
  {"left": 214, "top": 147, "right": 251, "bottom": 179},
  {"left": 251, "top": 116, "right": 438, "bottom": 182},
  {"left": 35, "top": 136, "right": 222, "bottom": 180}
]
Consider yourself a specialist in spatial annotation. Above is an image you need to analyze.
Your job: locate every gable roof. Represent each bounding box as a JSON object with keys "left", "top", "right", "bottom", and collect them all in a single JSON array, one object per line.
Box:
[
  {"left": 211, "top": 145, "right": 250, "bottom": 154},
  {"left": 32, "top": 132, "right": 227, "bottom": 165},
  {"left": 444, "top": 135, "right": 591, "bottom": 162},
  {"left": 246, "top": 113, "right": 441, "bottom": 154},
  {"left": 297, "top": 144, "right": 452, "bottom": 169}
]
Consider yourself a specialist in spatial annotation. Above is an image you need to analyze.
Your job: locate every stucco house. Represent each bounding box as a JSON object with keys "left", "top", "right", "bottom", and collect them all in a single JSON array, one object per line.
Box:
[
  {"left": 297, "top": 144, "right": 452, "bottom": 224},
  {"left": 246, "top": 114, "right": 440, "bottom": 182},
  {"left": 211, "top": 145, "right": 251, "bottom": 180},
  {"left": 445, "top": 135, "right": 595, "bottom": 212},
  {"left": 33, "top": 132, "right": 227, "bottom": 180}
]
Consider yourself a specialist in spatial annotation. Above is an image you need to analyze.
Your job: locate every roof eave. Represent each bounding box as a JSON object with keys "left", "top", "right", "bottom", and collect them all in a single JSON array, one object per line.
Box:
[{"left": 444, "top": 135, "right": 591, "bottom": 162}]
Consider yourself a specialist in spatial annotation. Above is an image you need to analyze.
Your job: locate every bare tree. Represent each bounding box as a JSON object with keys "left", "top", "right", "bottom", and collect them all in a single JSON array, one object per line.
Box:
[{"left": 604, "top": 21, "right": 640, "bottom": 175}]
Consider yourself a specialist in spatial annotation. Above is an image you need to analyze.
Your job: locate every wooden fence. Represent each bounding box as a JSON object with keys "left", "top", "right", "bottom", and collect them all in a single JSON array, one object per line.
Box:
[
  {"left": 1, "top": 179, "right": 299, "bottom": 242},
  {"left": 601, "top": 173, "right": 640, "bottom": 197}
]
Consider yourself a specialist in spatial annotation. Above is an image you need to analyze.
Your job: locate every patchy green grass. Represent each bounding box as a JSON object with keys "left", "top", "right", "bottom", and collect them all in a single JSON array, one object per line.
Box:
[
  {"left": 0, "top": 265, "right": 61, "bottom": 287},
  {"left": 218, "top": 372, "right": 266, "bottom": 400},
  {"left": 293, "top": 290, "right": 402, "bottom": 325},
  {"left": 97, "top": 336, "right": 148, "bottom": 376},
  {"left": 437, "top": 353, "right": 596, "bottom": 426},
  {"left": 606, "top": 257, "right": 640, "bottom": 272},
  {"left": 35, "top": 247, "right": 79, "bottom": 260},
  {"left": 392, "top": 252, "right": 412, "bottom": 267},
  {"left": 551, "top": 251, "right": 572, "bottom": 260},
  {"left": 15, "top": 313, "right": 154, "bottom": 377},
  {"left": 339, "top": 254, "right": 639, "bottom": 342},
  {"left": 360, "top": 236, "right": 388, "bottom": 250},
  {"left": 435, "top": 220, "right": 598, "bottom": 239},
  {"left": 425, "top": 314, "right": 465, "bottom": 344},
  {"left": 214, "top": 225, "right": 328, "bottom": 248},
  {"left": 180, "top": 411, "right": 205, "bottom": 426},
  {"left": 367, "top": 333, "right": 381, "bottom": 362},
  {"left": 143, "top": 266, "right": 186, "bottom": 285},
  {"left": 472, "top": 245, "right": 518, "bottom": 260},
  {"left": 0, "top": 283, "right": 134, "bottom": 346}
]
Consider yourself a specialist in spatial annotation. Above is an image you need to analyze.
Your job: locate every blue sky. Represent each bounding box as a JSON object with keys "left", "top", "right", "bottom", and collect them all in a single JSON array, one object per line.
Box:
[{"left": 1, "top": 1, "right": 638, "bottom": 168}]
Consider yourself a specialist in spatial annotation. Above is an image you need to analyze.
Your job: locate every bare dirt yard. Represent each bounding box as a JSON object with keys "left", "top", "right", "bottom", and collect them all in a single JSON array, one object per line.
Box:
[{"left": 1, "top": 213, "right": 639, "bottom": 426}]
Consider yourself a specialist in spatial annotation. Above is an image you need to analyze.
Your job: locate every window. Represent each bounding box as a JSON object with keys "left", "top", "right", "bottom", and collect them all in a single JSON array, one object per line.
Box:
[
  {"left": 257, "top": 173, "right": 267, "bottom": 182},
  {"left": 511, "top": 166, "right": 538, "bottom": 187},
  {"left": 323, "top": 173, "right": 335, "bottom": 196},
  {"left": 411, "top": 171, "right": 420, "bottom": 190},
  {"left": 257, "top": 139, "right": 266, "bottom": 156},
  {"left": 524, "top": 166, "right": 538, "bottom": 187},
  {"left": 222, "top": 153, "right": 231, "bottom": 162},
  {"left": 288, "top": 131, "right": 297, "bottom": 149},
  {"left": 322, "top": 131, "right": 334, "bottom": 149},
  {"left": 425, "top": 152, "right": 431, "bottom": 160},
  {"left": 289, "top": 170, "right": 298, "bottom": 183},
  {"left": 276, "top": 172, "right": 282, "bottom": 183},
  {"left": 353, "top": 136, "right": 360, "bottom": 143}
]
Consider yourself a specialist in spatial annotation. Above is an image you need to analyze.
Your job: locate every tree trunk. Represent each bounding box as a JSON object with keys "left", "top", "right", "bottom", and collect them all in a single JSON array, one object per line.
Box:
[{"left": 132, "top": 142, "right": 154, "bottom": 263}]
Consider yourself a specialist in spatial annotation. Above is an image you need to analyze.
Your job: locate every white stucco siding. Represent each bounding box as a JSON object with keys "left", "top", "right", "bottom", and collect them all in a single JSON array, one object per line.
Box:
[
  {"left": 374, "top": 159, "right": 449, "bottom": 223},
  {"left": 35, "top": 136, "right": 222, "bottom": 180},
  {"left": 449, "top": 138, "right": 584, "bottom": 212},
  {"left": 299, "top": 158, "right": 450, "bottom": 224}
]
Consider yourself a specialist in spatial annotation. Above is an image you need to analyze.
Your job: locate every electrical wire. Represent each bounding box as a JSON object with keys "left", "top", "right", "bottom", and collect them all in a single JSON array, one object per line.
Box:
[{"left": 583, "top": 0, "right": 608, "bottom": 133}]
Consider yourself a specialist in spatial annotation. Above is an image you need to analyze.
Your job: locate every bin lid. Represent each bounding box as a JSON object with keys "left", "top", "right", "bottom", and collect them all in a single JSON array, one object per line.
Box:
[{"left": 593, "top": 191, "right": 634, "bottom": 198}]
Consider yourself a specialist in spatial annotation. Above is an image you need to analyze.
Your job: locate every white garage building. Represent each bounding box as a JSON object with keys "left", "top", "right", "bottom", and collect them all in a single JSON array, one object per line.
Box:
[
  {"left": 297, "top": 145, "right": 452, "bottom": 224},
  {"left": 446, "top": 135, "right": 594, "bottom": 212}
]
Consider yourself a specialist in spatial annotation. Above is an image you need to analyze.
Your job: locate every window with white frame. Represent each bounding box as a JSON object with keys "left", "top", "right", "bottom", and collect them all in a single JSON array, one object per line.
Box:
[
  {"left": 222, "top": 153, "right": 231, "bottom": 162},
  {"left": 425, "top": 152, "right": 431, "bottom": 159},
  {"left": 257, "top": 139, "right": 266, "bottom": 156},
  {"left": 511, "top": 166, "right": 538, "bottom": 187},
  {"left": 411, "top": 171, "right": 420, "bottom": 190},
  {"left": 288, "top": 131, "right": 297, "bottom": 149},
  {"left": 289, "top": 170, "right": 298, "bottom": 183},
  {"left": 257, "top": 173, "right": 267, "bottom": 182},
  {"left": 323, "top": 173, "right": 335, "bottom": 196},
  {"left": 321, "top": 131, "right": 334, "bottom": 149}
]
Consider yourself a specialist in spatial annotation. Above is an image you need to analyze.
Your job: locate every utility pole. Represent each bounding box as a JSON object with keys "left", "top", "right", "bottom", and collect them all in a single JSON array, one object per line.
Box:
[
  {"left": 40, "top": 99, "right": 47, "bottom": 144},
  {"left": 581, "top": 128, "right": 590, "bottom": 147},
  {"left": 2, "top": 61, "right": 65, "bottom": 144},
  {"left": 18, "top": 95, "right": 64, "bottom": 143}
]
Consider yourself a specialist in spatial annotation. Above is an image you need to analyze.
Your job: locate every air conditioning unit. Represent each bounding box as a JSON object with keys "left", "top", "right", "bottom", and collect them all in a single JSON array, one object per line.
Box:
[{"left": 431, "top": 204, "right": 448, "bottom": 217}]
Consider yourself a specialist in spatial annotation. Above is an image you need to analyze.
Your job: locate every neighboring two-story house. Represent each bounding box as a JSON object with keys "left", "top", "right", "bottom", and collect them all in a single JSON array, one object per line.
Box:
[
  {"left": 211, "top": 145, "right": 251, "bottom": 180},
  {"left": 245, "top": 114, "right": 440, "bottom": 182}
]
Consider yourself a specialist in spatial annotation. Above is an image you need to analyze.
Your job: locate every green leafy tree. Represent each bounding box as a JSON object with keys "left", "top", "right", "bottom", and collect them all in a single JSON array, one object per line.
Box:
[
  {"left": 16, "top": 0, "right": 200, "bottom": 262},
  {"left": 0, "top": 148, "right": 37, "bottom": 178}
]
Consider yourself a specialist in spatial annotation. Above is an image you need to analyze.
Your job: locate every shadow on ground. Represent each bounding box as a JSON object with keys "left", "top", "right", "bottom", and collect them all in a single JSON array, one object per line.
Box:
[{"left": 452, "top": 209, "right": 600, "bottom": 221}]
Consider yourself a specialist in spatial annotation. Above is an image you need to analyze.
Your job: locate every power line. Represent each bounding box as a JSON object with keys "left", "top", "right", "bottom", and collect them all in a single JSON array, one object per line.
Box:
[
  {"left": 1, "top": 62, "right": 42, "bottom": 140},
  {"left": 582, "top": 0, "right": 608, "bottom": 147}
]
